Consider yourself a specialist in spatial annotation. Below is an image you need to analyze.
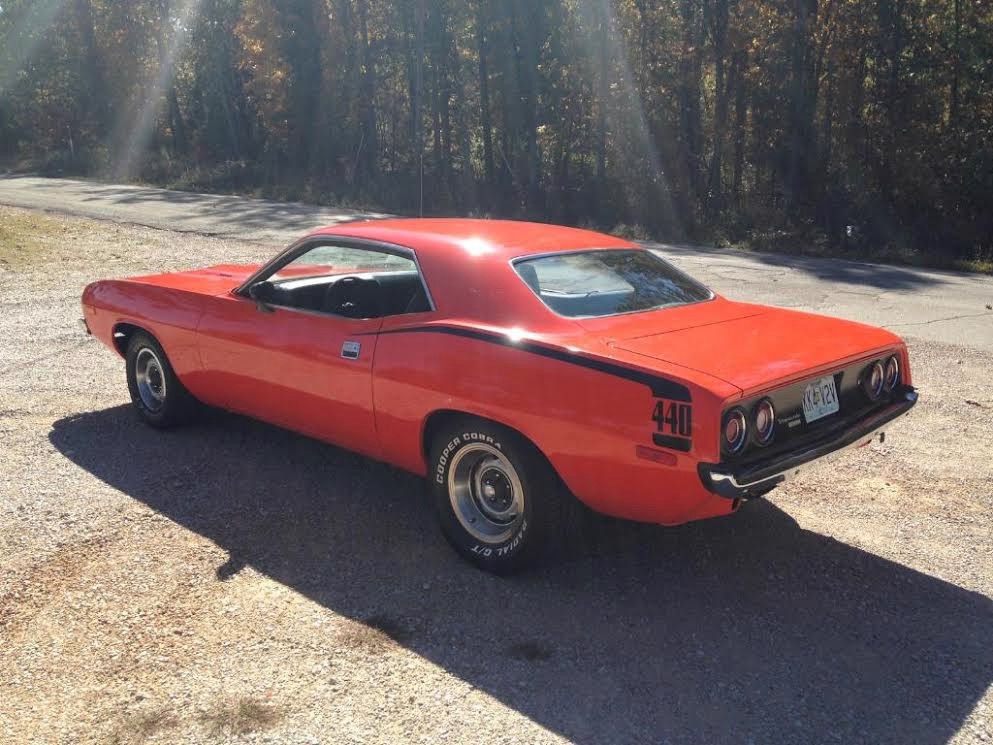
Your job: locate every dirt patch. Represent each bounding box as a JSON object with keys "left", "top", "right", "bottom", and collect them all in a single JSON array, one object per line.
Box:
[
  {"left": 0, "top": 536, "right": 112, "bottom": 637},
  {"left": 112, "top": 707, "right": 179, "bottom": 744},
  {"left": 198, "top": 697, "right": 282, "bottom": 737},
  {"left": 0, "top": 209, "right": 97, "bottom": 268}
]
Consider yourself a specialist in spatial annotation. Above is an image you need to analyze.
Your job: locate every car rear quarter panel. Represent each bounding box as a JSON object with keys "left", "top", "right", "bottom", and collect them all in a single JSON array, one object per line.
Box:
[{"left": 371, "top": 324, "right": 740, "bottom": 525}]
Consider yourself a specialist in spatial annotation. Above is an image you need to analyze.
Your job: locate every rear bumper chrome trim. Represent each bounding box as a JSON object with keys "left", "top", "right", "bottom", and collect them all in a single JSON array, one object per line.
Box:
[{"left": 699, "top": 388, "right": 918, "bottom": 500}]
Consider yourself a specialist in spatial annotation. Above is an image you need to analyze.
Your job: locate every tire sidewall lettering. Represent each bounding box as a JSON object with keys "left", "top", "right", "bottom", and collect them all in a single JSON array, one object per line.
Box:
[
  {"left": 494, "top": 518, "right": 527, "bottom": 557},
  {"left": 471, "top": 519, "right": 528, "bottom": 559},
  {"left": 461, "top": 431, "right": 501, "bottom": 449},
  {"left": 436, "top": 429, "right": 527, "bottom": 561},
  {"left": 434, "top": 431, "right": 502, "bottom": 484},
  {"left": 435, "top": 434, "right": 462, "bottom": 484}
]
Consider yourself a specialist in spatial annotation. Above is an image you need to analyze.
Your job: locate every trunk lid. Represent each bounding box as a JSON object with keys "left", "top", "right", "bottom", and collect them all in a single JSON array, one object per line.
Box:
[{"left": 608, "top": 304, "right": 901, "bottom": 393}]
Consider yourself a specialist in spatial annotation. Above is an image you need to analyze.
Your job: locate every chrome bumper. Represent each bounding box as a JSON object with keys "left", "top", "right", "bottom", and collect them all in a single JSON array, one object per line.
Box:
[{"left": 698, "top": 388, "right": 918, "bottom": 500}]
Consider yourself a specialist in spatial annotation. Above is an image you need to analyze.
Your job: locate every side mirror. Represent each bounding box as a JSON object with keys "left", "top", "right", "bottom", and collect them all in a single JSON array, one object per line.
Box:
[{"left": 248, "top": 281, "right": 276, "bottom": 312}]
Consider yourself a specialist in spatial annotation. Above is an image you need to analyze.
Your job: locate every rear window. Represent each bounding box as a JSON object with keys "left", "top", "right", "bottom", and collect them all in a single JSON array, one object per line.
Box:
[{"left": 514, "top": 249, "right": 713, "bottom": 318}]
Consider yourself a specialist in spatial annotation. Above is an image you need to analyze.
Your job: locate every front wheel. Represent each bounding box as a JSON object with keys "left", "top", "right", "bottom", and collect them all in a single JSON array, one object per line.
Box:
[
  {"left": 125, "top": 331, "right": 199, "bottom": 428},
  {"left": 429, "top": 418, "right": 581, "bottom": 574}
]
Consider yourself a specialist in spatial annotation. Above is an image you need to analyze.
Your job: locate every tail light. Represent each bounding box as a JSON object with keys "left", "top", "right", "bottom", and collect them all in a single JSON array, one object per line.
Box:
[
  {"left": 884, "top": 355, "right": 900, "bottom": 392},
  {"left": 862, "top": 360, "right": 885, "bottom": 401},
  {"left": 753, "top": 398, "right": 776, "bottom": 445},
  {"left": 722, "top": 408, "right": 748, "bottom": 455}
]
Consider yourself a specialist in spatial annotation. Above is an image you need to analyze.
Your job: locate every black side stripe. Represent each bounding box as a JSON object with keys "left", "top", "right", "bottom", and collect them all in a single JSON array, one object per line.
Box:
[{"left": 365, "top": 324, "right": 691, "bottom": 402}]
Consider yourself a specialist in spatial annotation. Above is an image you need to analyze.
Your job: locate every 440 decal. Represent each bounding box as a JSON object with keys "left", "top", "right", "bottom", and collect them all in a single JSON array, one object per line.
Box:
[{"left": 652, "top": 399, "right": 692, "bottom": 452}]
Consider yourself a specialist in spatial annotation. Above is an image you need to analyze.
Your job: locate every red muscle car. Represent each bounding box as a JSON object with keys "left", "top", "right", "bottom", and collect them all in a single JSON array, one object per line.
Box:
[{"left": 81, "top": 219, "right": 918, "bottom": 572}]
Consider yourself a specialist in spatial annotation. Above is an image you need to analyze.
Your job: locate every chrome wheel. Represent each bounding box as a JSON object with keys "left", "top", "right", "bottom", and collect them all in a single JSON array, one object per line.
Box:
[
  {"left": 134, "top": 347, "right": 167, "bottom": 411},
  {"left": 448, "top": 443, "right": 525, "bottom": 544}
]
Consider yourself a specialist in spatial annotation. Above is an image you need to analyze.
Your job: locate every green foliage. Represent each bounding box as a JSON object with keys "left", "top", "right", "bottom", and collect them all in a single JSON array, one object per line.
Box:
[{"left": 0, "top": 0, "right": 990, "bottom": 264}]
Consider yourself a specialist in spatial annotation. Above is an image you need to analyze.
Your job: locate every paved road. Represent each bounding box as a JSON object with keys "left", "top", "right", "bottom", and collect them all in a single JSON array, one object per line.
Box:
[{"left": 3, "top": 174, "right": 991, "bottom": 350}]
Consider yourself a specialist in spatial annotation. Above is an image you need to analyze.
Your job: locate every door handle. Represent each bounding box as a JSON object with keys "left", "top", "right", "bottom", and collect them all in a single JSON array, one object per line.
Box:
[{"left": 341, "top": 341, "right": 361, "bottom": 360}]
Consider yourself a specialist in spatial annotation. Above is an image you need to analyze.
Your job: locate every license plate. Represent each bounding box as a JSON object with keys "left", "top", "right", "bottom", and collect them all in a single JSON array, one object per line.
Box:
[{"left": 801, "top": 375, "right": 840, "bottom": 423}]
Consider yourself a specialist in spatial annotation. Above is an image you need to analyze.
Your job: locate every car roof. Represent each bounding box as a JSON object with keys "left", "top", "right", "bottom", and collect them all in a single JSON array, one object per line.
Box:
[
  {"left": 307, "top": 218, "right": 640, "bottom": 331},
  {"left": 309, "top": 218, "right": 636, "bottom": 263}
]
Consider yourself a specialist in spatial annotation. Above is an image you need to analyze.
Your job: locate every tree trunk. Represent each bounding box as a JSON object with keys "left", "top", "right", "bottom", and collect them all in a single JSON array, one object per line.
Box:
[
  {"left": 155, "top": 0, "right": 187, "bottom": 153},
  {"left": 786, "top": 0, "right": 818, "bottom": 217},
  {"left": 846, "top": 45, "right": 868, "bottom": 165},
  {"left": 451, "top": 24, "right": 476, "bottom": 209},
  {"left": 403, "top": 0, "right": 426, "bottom": 211},
  {"left": 730, "top": 49, "right": 747, "bottom": 209},
  {"left": 705, "top": 0, "right": 729, "bottom": 215},
  {"left": 679, "top": 0, "right": 704, "bottom": 210},
  {"left": 73, "top": 0, "right": 110, "bottom": 134},
  {"left": 594, "top": 1, "right": 609, "bottom": 197},
  {"left": 877, "top": 0, "right": 905, "bottom": 201},
  {"left": 401, "top": 1, "right": 417, "bottom": 145},
  {"left": 282, "top": 0, "right": 322, "bottom": 176},
  {"left": 356, "top": 0, "right": 378, "bottom": 183},
  {"left": 821, "top": 57, "right": 835, "bottom": 183},
  {"left": 511, "top": 0, "right": 542, "bottom": 214},
  {"left": 950, "top": 0, "right": 960, "bottom": 131},
  {"left": 434, "top": 7, "right": 453, "bottom": 197},
  {"left": 491, "top": 13, "right": 520, "bottom": 209},
  {"left": 475, "top": 1, "right": 494, "bottom": 191}
]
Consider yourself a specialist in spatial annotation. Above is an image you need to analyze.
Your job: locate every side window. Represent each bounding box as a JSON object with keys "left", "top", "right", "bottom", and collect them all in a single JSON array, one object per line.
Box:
[
  {"left": 271, "top": 244, "right": 414, "bottom": 280},
  {"left": 262, "top": 243, "right": 431, "bottom": 319}
]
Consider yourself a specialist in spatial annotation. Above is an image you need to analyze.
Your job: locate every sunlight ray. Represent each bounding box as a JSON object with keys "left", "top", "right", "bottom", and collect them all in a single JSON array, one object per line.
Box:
[
  {"left": 576, "top": 0, "right": 683, "bottom": 237},
  {"left": 108, "top": 0, "right": 203, "bottom": 181}
]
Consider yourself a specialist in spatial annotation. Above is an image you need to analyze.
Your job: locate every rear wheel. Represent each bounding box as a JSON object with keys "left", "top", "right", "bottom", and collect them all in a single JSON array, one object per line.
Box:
[
  {"left": 125, "top": 332, "right": 199, "bottom": 428},
  {"left": 428, "top": 417, "right": 583, "bottom": 573}
]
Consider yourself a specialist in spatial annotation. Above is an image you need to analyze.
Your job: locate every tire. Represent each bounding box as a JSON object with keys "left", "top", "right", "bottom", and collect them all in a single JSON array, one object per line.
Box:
[
  {"left": 125, "top": 331, "right": 199, "bottom": 428},
  {"left": 428, "top": 417, "right": 584, "bottom": 574}
]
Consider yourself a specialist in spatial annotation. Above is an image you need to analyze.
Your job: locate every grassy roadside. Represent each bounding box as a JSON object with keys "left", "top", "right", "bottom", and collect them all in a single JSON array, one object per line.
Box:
[
  {"left": 0, "top": 207, "right": 110, "bottom": 269},
  {"left": 0, "top": 209, "right": 61, "bottom": 268}
]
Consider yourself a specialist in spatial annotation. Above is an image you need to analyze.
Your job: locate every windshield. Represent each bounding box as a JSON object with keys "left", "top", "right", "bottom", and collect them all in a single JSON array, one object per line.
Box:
[{"left": 514, "top": 249, "right": 713, "bottom": 318}]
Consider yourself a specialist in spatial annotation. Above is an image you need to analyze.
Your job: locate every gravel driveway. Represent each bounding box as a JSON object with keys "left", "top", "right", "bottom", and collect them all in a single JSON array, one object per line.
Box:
[{"left": 1, "top": 206, "right": 991, "bottom": 744}]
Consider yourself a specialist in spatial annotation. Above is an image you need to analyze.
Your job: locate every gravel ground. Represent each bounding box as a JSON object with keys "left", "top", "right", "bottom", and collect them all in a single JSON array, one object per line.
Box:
[{"left": 0, "top": 205, "right": 991, "bottom": 745}]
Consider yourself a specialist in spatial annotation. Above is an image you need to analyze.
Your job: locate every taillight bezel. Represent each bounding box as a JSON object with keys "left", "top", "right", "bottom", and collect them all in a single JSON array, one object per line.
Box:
[
  {"left": 722, "top": 407, "right": 749, "bottom": 456},
  {"left": 861, "top": 360, "right": 886, "bottom": 401},
  {"left": 883, "top": 355, "right": 900, "bottom": 393},
  {"left": 752, "top": 397, "right": 776, "bottom": 446}
]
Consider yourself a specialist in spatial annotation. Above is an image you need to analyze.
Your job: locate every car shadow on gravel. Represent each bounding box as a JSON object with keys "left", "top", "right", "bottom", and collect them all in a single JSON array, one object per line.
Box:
[{"left": 51, "top": 406, "right": 993, "bottom": 745}]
